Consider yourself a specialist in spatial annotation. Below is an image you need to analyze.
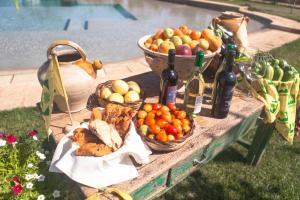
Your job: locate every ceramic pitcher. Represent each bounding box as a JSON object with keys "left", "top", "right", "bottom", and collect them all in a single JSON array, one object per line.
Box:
[{"left": 37, "top": 40, "right": 103, "bottom": 112}]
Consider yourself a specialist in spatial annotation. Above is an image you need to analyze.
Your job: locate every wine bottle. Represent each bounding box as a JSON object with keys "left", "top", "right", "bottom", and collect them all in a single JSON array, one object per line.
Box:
[
  {"left": 211, "top": 44, "right": 236, "bottom": 119},
  {"left": 159, "top": 49, "right": 178, "bottom": 105},
  {"left": 183, "top": 50, "right": 205, "bottom": 115}
]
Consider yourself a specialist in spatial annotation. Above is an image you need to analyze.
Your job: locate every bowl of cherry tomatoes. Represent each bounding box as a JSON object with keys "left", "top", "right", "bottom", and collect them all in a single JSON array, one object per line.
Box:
[{"left": 135, "top": 103, "right": 194, "bottom": 152}]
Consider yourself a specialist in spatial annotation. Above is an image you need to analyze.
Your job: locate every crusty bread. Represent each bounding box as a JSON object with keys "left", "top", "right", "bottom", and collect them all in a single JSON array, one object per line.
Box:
[{"left": 75, "top": 143, "right": 112, "bottom": 156}]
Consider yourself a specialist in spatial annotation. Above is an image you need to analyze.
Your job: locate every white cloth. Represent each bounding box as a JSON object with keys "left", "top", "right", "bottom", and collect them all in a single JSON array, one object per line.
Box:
[{"left": 49, "top": 122, "right": 151, "bottom": 188}]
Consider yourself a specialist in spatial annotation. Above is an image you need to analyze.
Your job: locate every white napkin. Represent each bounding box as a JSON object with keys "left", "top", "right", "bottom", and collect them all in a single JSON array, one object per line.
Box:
[{"left": 49, "top": 122, "right": 152, "bottom": 188}]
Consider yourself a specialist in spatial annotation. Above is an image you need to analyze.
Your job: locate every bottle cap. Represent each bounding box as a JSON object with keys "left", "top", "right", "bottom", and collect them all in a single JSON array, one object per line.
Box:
[
  {"left": 227, "top": 43, "right": 236, "bottom": 51},
  {"left": 168, "top": 49, "right": 176, "bottom": 64},
  {"left": 194, "top": 50, "right": 204, "bottom": 68}
]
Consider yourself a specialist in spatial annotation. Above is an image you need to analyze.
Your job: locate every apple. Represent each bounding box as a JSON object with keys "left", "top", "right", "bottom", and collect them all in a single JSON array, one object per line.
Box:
[
  {"left": 163, "top": 28, "right": 174, "bottom": 39},
  {"left": 190, "top": 40, "right": 199, "bottom": 49},
  {"left": 144, "top": 43, "right": 151, "bottom": 49},
  {"left": 198, "top": 39, "right": 209, "bottom": 50},
  {"left": 171, "top": 36, "right": 182, "bottom": 47},
  {"left": 192, "top": 45, "right": 204, "bottom": 55},
  {"left": 182, "top": 35, "right": 192, "bottom": 45},
  {"left": 176, "top": 45, "right": 192, "bottom": 56},
  {"left": 158, "top": 41, "right": 175, "bottom": 54},
  {"left": 154, "top": 38, "right": 164, "bottom": 47}
]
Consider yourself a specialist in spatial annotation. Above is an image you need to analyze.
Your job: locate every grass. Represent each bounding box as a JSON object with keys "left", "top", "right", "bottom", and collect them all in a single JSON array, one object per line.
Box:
[{"left": 211, "top": 0, "right": 300, "bottom": 22}]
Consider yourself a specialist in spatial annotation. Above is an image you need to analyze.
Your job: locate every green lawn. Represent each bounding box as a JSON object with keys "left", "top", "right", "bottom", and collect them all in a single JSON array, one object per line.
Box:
[{"left": 211, "top": 0, "right": 300, "bottom": 22}]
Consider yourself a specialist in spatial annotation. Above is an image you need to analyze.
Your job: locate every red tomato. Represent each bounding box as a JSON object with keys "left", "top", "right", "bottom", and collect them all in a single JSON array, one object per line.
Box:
[
  {"left": 156, "top": 119, "right": 168, "bottom": 128},
  {"left": 152, "top": 103, "right": 162, "bottom": 110},
  {"left": 156, "top": 110, "right": 163, "bottom": 117},
  {"left": 138, "top": 110, "right": 147, "bottom": 119},
  {"left": 145, "top": 116, "right": 155, "bottom": 126},
  {"left": 176, "top": 111, "right": 187, "bottom": 119},
  {"left": 149, "top": 124, "right": 161, "bottom": 134},
  {"left": 182, "top": 124, "right": 191, "bottom": 133},
  {"left": 143, "top": 104, "right": 153, "bottom": 112},
  {"left": 172, "top": 119, "right": 182, "bottom": 126},
  {"left": 181, "top": 118, "right": 191, "bottom": 126},
  {"left": 137, "top": 118, "right": 144, "bottom": 128},
  {"left": 162, "top": 113, "right": 172, "bottom": 123},
  {"left": 172, "top": 110, "right": 179, "bottom": 115},
  {"left": 164, "top": 124, "right": 178, "bottom": 135},
  {"left": 167, "top": 103, "right": 177, "bottom": 111},
  {"left": 160, "top": 105, "right": 170, "bottom": 113},
  {"left": 175, "top": 133, "right": 184, "bottom": 139},
  {"left": 147, "top": 110, "right": 156, "bottom": 118},
  {"left": 174, "top": 123, "right": 182, "bottom": 134},
  {"left": 157, "top": 130, "right": 168, "bottom": 142}
]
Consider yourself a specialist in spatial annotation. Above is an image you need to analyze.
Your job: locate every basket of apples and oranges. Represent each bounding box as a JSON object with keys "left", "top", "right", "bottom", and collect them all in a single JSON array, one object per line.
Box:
[
  {"left": 135, "top": 103, "right": 194, "bottom": 152},
  {"left": 137, "top": 25, "right": 222, "bottom": 81}
]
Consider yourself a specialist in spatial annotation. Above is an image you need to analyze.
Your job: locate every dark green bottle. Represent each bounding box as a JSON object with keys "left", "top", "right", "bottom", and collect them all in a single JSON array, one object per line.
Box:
[{"left": 211, "top": 44, "right": 236, "bottom": 119}]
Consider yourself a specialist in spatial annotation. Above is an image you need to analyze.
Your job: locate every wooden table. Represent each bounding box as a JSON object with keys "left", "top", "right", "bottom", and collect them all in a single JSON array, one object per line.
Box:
[{"left": 50, "top": 71, "right": 272, "bottom": 200}]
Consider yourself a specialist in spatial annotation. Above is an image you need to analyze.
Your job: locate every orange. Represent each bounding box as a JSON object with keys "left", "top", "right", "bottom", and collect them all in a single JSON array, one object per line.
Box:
[
  {"left": 190, "top": 30, "right": 201, "bottom": 40},
  {"left": 154, "top": 30, "right": 164, "bottom": 40},
  {"left": 145, "top": 37, "right": 153, "bottom": 44},
  {"left": 174, "top": 29, "right": 184, "bottom": 37},
  {"left": 149, "top": 44, "right": 158, "bottom": 52},
  {"left": 179, "top": 25, "right": 189, "bottom": 35}
]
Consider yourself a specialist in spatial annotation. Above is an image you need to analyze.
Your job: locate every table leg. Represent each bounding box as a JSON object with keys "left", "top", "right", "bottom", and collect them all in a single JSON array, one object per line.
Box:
[{"left": 246, "top": 122, "right": 274, "bottom": 166}]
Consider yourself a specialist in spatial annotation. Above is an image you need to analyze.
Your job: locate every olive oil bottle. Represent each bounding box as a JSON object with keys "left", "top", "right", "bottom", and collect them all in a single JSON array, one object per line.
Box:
[{"left": 183, "top": 51, "right": 205, "bottom": 115}]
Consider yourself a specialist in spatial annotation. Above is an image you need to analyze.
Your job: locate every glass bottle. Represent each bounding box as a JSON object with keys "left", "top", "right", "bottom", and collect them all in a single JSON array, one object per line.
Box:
[
  {"left": 211, "top": 44, "right": 237, "bottom": 119},
  {"left": 183, "top": 50, "right": 205, "bottom": 115},
  {"left": 159, "top": 49, "right": 178, "bottom": 105}
]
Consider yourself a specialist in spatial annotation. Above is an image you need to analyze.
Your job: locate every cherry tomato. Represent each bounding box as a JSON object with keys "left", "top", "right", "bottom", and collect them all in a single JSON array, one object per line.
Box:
[
  {"left": 167, "top": 134, "right": 175, "bottom": 141},
  {"left": 138, "top": 110, "right": 147, "bottom": 119},
  {"left": 174, "top": 123, "right": 182, "bottom": 134},
  {"left": 172, "top": 110, "right": 179, "bottom": 115},
  {"left": 182, "top": 124, "right": 191, "bottom": 133},
  {"left": 172, "top": 119, "right": 182, "bottom": 126},
  {"left": 157, "top": 130, "right": 168, "bottom": 142},
  {"left": 147, "top": 110, "right": 156, "bottom": 118},
  {"left": 162, "top": 113, "right": 172, "bottom": 123},
  {"left": 152, "top": 103, "right": 162, "bottom": 110},
  {"left": 181, "top": 118, "right": 191, "bottom": 126},
  {"left": 176, "top": 111, "right": 187, "bottom": 119},
  {"left": 156, "top": 119, "right": 168, "bottom": 128},
  {"left": 175, "top": 133, "right": 184, "bottom": 139},
  {"left": 160, "top": 105, "right": 170, "bottom": 113},
  {"left": 149, "top": 124, "right": 161, "bottom": 135},
  {"left": 145, "top": 116, "right": 155, "bottom": 126},
  {"left": 137, "top": 118, "right": 144, "bottom": 128},
  {"left": 164, "top": 124, "right": 178, "bottom": 135},
  {"left": 148, "top": 133, "right": 155, "bottom": 140},
  {"left": 156, "top": 110, "right": 163, "bottom": 117},
  {"left": 167, "top": 103, "right": 177, "bottom": 111},
  {"left": 143, "top": 104, "right": 153, "bottom": 112}
]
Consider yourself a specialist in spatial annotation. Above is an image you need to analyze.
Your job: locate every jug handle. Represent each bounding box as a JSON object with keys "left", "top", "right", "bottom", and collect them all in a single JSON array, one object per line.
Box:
[{"left": 47, "top": 40, "right": 86, "bottom": 61}]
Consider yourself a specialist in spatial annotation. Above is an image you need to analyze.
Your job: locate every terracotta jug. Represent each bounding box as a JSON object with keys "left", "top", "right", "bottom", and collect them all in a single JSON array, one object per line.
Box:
[{"left": 37, "top": 40, "right": 103, "bottom": 112}]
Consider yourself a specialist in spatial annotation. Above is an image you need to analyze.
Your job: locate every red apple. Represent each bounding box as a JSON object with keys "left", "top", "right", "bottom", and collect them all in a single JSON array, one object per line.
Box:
[
  {"left": 176, "top": 45, "right": 192, "bottom": 56},
  {"left": 192, "top": 45, "right": 205, "bottom": 55}
]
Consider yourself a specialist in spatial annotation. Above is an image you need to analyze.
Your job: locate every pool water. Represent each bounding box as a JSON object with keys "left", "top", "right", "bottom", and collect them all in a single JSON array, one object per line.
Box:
[{"left": 0, "top": 0, "right": 267, "bottom": 69}]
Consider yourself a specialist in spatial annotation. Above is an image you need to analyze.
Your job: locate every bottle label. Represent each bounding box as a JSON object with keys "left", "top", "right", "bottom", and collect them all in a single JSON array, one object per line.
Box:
[
  {"left": 166, "top": 86, "right": 177, "bottom": 104},
  {"left": 193, "top": 96, "right": 203, "bottom": 114}
]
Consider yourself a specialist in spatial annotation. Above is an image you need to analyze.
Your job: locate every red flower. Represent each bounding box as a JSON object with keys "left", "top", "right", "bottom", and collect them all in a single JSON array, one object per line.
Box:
[
  {"left": 6, "top": 134, "right": 17, "bottom": 144},
  {"left": 28, "top": 130, "right": 38, "bottom": 137},
  {"left": 12, "top": 184, "right": 22, "bottom": 195},
  {"left": 12, "top": 176, "right": 20, "bottom": 183},
  {"left": 0, "top": 133, "right": 5, "bottom": 139}
]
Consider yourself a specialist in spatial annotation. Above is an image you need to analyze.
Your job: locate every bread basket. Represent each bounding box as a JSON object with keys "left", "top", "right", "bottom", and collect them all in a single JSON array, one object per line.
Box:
[{"left": 95, "top": 80, "right": 145, "bottom": 114}]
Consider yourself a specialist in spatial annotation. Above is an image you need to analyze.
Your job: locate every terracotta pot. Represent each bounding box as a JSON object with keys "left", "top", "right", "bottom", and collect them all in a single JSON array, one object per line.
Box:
[{"left": 37, "top": 40, "right": 103, "bottom": 112}]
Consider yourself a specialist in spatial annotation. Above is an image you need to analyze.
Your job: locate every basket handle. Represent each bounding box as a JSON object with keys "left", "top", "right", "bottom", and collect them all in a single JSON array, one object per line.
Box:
[{"left": 47, "top": 40, "right": 86, "bottom": 61}]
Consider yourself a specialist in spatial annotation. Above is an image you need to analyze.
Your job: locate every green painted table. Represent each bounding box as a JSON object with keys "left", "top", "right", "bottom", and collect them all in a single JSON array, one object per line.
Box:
[{"left": 51, "top": 71, "right": 270, "bottom": 200}]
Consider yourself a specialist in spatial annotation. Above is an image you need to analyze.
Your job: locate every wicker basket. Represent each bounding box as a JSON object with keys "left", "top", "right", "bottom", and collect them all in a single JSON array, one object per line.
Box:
[
  {"left": 95, "top": 80, "right": 145, "bottom": 114},
  {"left": 135, "top": 116, "right": 195, "bottom": 152},
  {"left": 137, "top": 35, "right": 221, "bottom": 81}
]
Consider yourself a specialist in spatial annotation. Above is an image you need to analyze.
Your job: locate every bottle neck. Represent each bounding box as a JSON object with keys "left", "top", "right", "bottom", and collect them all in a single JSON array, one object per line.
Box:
[
  {"left": 225, "top": 50, "right": 235, "bottom": 72},
  {"left": 168, "top": 63, "right": 175, "bottom": 70}
]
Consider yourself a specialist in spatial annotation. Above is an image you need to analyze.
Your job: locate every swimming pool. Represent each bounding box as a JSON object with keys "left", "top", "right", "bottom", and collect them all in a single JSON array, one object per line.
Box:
[{"left": 0, "top": 0, "right": 267, "bottom": 69}]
